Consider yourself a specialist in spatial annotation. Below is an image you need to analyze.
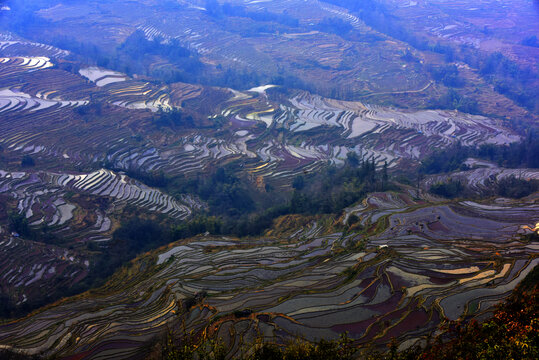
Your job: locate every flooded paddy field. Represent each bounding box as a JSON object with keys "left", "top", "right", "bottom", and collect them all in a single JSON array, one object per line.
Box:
[
  {"left": 0, "top": 48, "right": 521, "bottom": 190},
  {"left": 0, "top": 193, "right": 536, "bottom": 359}
]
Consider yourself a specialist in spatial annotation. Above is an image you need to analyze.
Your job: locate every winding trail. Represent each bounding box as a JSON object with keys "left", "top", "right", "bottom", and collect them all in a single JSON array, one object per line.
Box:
[{"left": 359, "top": 81, "right": 434, "bottom": 98}]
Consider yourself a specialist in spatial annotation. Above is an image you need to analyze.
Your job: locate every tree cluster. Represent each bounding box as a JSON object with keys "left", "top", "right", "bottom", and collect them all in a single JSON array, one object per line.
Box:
[
  {"left": 427, "top": 65, "right": 465, "bottom": 88},
  {"left": 315, "top": 17, "right": 353, "bottom": 37},
  {"left": 497, "top": 176, "right": 539, "bottom": 199},
  {"left": 429, "top": 180, "right": 464, "bottom": 199},
  {"left": 427, "top": 89, "right": 479, "bottom": 114},
  {"left": 289, "top": 158, "right": 390, "bottom": 215},
  {"left": 420, "top": 136, "right": 539, "bottom": 175}
]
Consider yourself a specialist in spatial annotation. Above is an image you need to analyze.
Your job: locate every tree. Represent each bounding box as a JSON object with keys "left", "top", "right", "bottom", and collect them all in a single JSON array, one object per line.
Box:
[
  {"left": 382, "top": 161, "right": 388, "bottom": 189},
  {"left": 346, "top": 152, "right": 359, "bottom": 167},
  {"left": 522, "top": 35, "right": 539, "bottom": 48},
  {"left": 292, "top": 175, "right": 305, "bottom": 190}
]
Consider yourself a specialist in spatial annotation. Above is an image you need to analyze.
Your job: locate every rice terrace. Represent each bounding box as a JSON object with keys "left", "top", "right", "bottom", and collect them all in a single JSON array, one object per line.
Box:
[{"left": 0, "top": 1, "right": 538, "bottom": 359}]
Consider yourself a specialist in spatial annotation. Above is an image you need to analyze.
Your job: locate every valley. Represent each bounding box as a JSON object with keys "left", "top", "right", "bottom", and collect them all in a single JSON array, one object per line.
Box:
[{"left": 0, "top": 0, "right": 537, "bottom": 359}]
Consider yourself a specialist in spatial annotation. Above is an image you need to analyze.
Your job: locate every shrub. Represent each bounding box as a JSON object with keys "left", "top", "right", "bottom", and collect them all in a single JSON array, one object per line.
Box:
[{"left": 21, "top": 155, "right": 35, "bottom": 167}]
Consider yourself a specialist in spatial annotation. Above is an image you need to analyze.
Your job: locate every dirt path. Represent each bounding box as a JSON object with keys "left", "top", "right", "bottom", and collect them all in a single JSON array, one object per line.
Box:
[{"left": 359, "top": 81, "right": 434, "bottom": 98}]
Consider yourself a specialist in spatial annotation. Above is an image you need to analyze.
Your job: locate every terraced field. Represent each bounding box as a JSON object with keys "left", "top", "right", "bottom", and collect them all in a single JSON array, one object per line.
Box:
[
  {"left": 220, "top": 89, "right": 519, "bottom": 184},
  {"left": 423, "top": 163, "right": 539, "bottom": 194},
  {"left": 0, "top": 168, "right": 194, "bottom": 230},
  {"left": 0, "top": 192, "right": 536, "bottom": 359},
  {"left": 79, "top": 67, "right": 127, "bottom": 87},
  {"left": 0, "top": 44, "right": 521, "bottom": 190},
  {"left": 0, "top": 0, "right": 432, "bottom": 104},
  {"left": 0, "top": 4, "right": 537, "bottom": 357},
  {"left": 384, "top": 0, "right": 539, "bottom": 69},
  {"left": 0, "top": 167, "right": 199, "bottom": 312},
  {"left": 131, "top": 0, "right": 432, "bottom": 97},
  {"left": 0, "top": 234, "right": 89, "bottom": 309},
  {"left": 0, "top": 40, "right": 69, "bottom": 59}
]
